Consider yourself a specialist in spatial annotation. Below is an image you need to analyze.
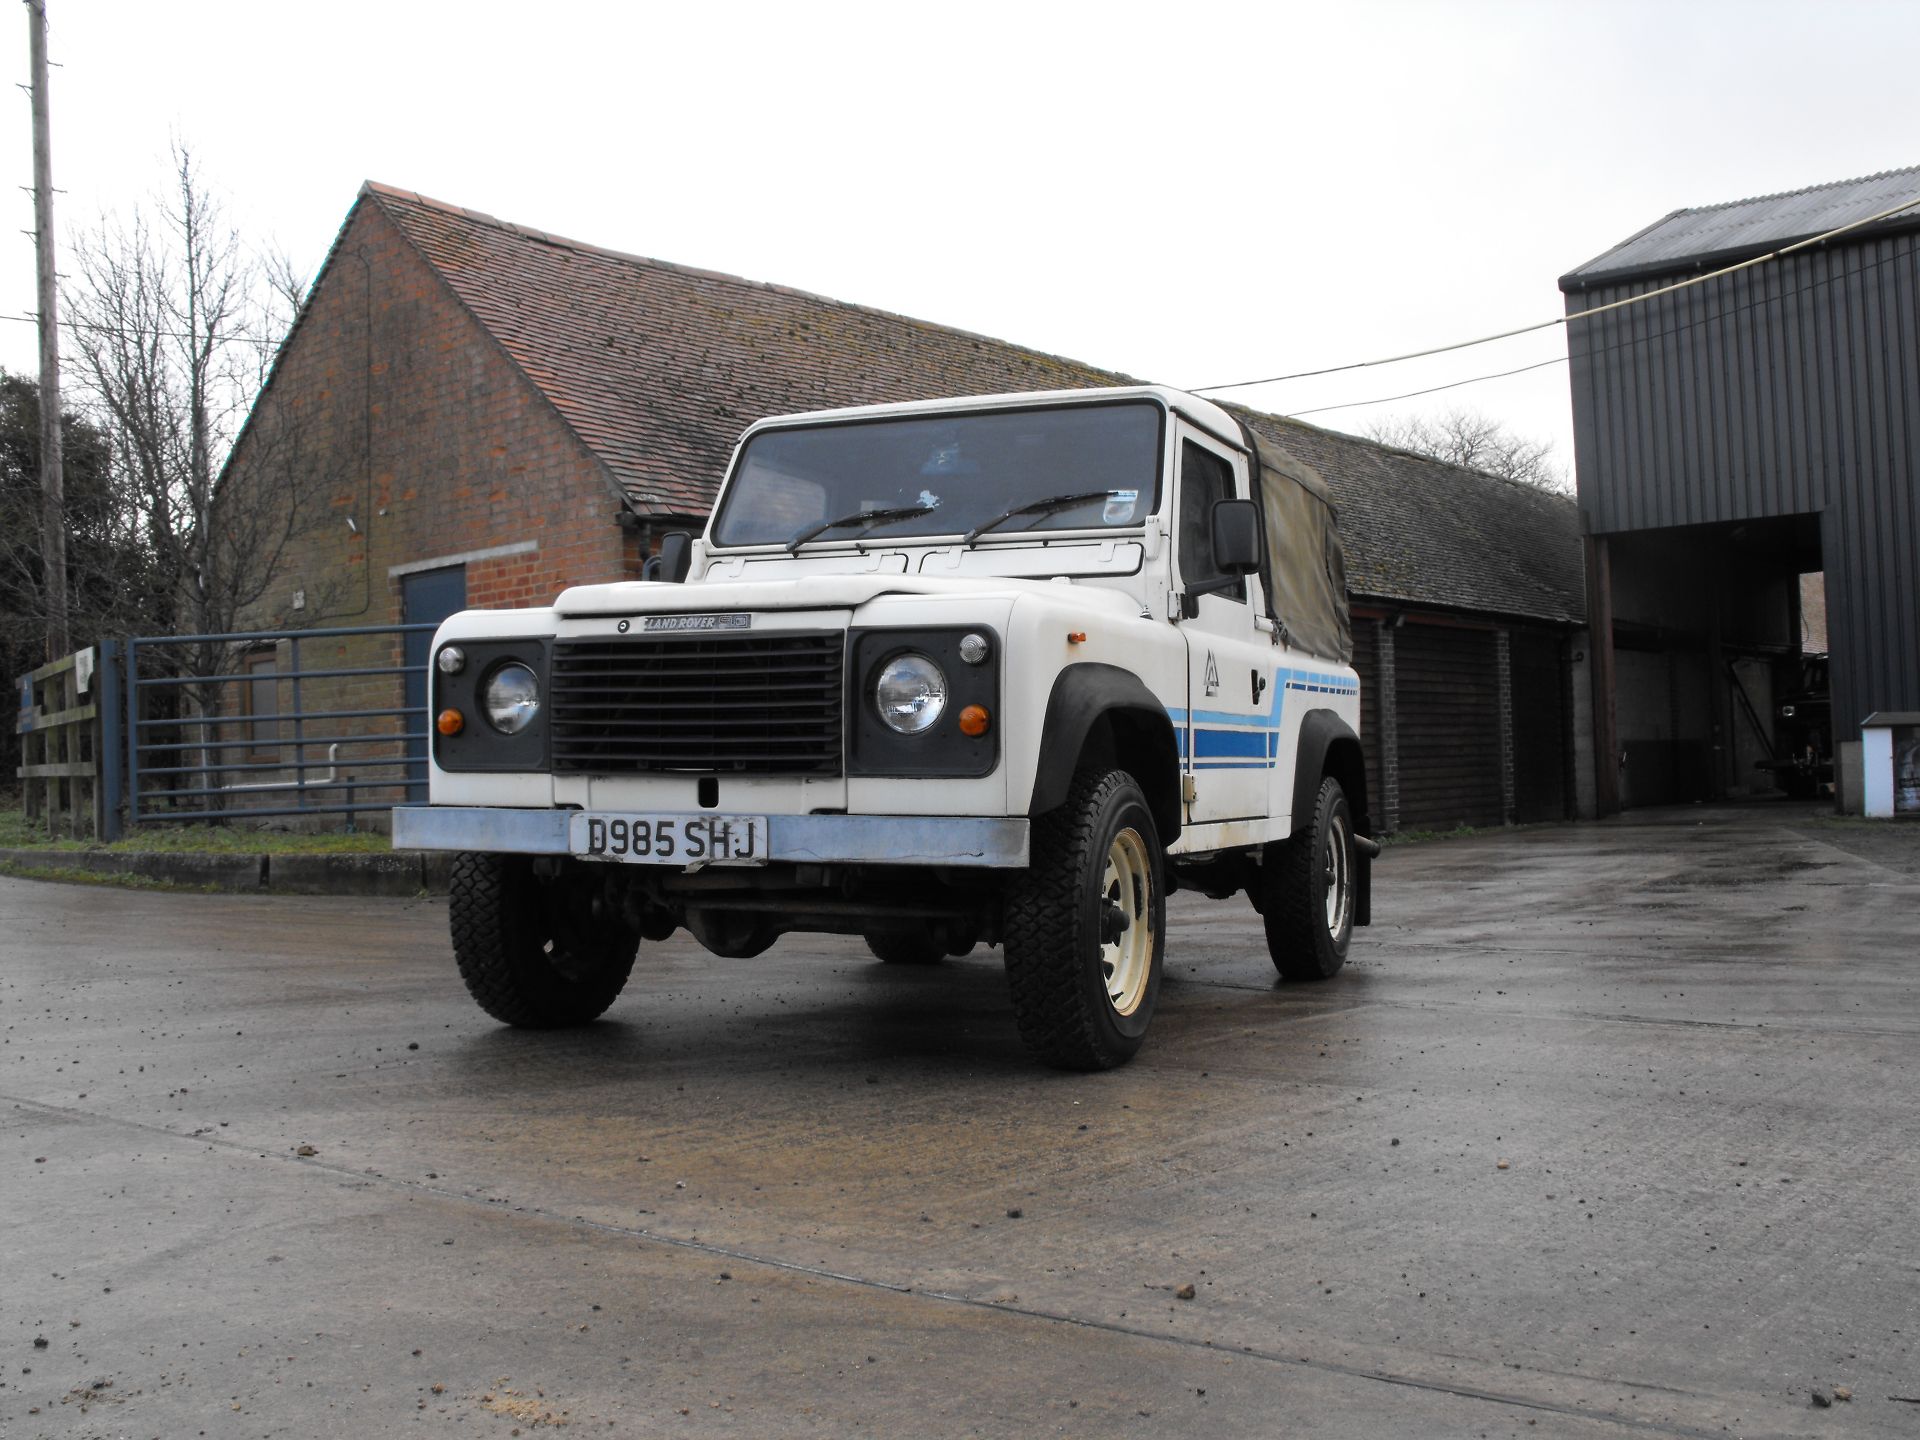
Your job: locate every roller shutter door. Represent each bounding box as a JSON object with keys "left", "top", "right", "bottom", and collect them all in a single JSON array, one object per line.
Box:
[
  {"left": 1511, "top": 630, "right": 1570, "bottom": 822},
  {"left": 1350, "top": 619, "right": 1384, "bottom": 829},
  {"left": 1396, "top": 623, "right": 1503, "bottom": 830}
]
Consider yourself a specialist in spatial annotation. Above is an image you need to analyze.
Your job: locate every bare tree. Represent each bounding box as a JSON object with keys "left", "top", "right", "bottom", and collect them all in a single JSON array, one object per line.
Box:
[
  {"left": 59, "top": 148, "right": 318, "bottom": 806},
  {"left": 1366, "top": 408, "right": 1569, "bottom": 493},
  {"left": 62, "top": 146, "right": 315, "bottom": 649}
]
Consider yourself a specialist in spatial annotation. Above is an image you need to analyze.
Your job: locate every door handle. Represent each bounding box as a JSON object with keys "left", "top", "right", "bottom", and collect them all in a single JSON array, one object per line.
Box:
[{"left": 1252, "top": 670, "right": 1267, "bottom": 705}]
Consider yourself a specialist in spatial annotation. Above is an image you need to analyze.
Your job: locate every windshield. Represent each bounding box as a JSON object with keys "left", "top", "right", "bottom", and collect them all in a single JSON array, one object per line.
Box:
[{"left": 709, "top": 401, "right": 1163, "bottom": 548}]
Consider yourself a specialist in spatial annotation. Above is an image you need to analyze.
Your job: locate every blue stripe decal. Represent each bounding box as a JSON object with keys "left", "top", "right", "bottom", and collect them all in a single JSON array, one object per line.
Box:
[
  {"left": 1167, "top": 668, "right": 1357, "bottom": 729},
  {"left": 1193, "top": 729, "right": 1268, "bottom": 760},
  {"left": 1168, "top": 665, "right": 1358, "bottom": 774}
]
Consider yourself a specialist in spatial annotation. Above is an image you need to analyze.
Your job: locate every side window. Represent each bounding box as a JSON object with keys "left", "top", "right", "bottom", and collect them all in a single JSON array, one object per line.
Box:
[{"left": 1177, "top": 440, "right": 1245, "bottom": 603}]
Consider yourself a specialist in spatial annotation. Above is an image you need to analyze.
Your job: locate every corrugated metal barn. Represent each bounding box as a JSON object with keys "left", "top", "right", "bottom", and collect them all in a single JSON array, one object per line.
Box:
[{"left": 1561, "top": 164, "right": 1920, "bottom": 811}]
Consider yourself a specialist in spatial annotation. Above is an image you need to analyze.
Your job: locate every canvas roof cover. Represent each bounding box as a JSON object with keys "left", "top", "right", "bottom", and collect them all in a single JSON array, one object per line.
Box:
[{"left": 1243, "top": 425, "right": 1353, "bottom": 665}]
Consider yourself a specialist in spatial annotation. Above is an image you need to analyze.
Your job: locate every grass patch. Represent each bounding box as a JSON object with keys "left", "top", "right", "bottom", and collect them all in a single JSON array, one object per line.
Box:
[
  {"left": 1381, "top": 823, "right": 1482, "bottom": 847},
  {"left": 0, "top": 807, "right": 389, "bottom": 855},
  {"left": 0, "top": 859, "right": 219, "bottom": 892}
]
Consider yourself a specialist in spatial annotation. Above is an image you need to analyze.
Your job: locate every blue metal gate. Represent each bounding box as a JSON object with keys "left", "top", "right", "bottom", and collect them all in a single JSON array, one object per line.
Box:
[{"left": 124, "top": 623, "right": 437, "bottom": 826}]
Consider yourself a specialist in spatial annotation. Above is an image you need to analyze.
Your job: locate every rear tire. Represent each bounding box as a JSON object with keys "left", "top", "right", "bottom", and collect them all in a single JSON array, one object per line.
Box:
[
  {"left": 1262, "top": 776, "right": 1355, "bottom": 981},
  {"left": 1003, "top": 768, "right": 1165, "bottom": 1071},
  {"left": 449, "top": 853, "right": 639, "bottom": 1027}
]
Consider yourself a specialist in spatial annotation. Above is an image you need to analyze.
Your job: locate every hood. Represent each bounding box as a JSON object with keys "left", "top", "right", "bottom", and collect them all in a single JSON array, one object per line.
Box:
[{"left": 553, "top": 573, "right": 1146, "bottom": 618}]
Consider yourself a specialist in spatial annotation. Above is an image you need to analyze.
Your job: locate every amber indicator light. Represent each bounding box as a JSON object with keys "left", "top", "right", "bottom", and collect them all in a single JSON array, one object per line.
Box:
[
  {"left": 958, "top": 705, "right": 991, "bottom": 737},
  {"left": 1067, "top": 631, "right": 1087, "bottom": 644},
  {"left": 437, "top": 708, "right": 465, "bottom": 736}
]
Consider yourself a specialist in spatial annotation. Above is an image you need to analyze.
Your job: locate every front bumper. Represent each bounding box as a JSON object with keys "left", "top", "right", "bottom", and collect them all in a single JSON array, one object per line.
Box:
[{"left": 392, "top": 807, "right": 1031, "bottom": 869}]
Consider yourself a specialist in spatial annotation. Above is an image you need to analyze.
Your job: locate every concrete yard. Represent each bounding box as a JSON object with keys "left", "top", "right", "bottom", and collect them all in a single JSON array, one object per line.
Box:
[{"left": 4, "top": 806, "right": 1917, "bottom": 1437}]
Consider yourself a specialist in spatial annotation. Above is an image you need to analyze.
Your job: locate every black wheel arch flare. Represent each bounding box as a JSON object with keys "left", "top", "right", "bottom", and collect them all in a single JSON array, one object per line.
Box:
[{"left": 1031, "top": 664, "right": 1182, "bottom": 846}]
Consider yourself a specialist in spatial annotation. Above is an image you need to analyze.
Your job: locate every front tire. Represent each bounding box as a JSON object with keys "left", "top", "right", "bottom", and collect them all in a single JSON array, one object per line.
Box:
[
  {"left": 1262, "top": 775, "right": 1355, "bottom": 981},
  {"left": 449, "top": 853, "right": 639, "bottom": 1027},
  {"left": 1003, "top": 769, "right": 1166, "bottom": 1071}
]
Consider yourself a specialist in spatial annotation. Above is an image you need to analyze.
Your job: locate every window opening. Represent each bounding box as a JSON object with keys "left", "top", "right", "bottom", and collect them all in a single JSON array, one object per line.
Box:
[{"left": 1178, "top": 439, "right": 1246, "bottom": 603}]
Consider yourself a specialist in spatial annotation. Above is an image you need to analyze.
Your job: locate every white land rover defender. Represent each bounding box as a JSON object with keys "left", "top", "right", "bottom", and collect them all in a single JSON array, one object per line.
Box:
[{"left": 394, "top": 385, "right": 1376, "bottom": 1070}]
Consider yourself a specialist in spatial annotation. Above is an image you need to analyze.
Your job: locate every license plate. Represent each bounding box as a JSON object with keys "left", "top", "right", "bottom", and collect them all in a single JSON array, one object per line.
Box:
[{"left": 568, "top": 812, "right": 769, "bottom": 866}]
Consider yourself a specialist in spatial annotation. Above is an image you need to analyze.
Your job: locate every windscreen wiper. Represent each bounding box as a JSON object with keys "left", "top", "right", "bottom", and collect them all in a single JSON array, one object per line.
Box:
[
  {"left": 963, "top": 490, "right": 1123, "bottom": 546},
  {"left": 784, "top": 503, "right": 936, "bottom": 554}
]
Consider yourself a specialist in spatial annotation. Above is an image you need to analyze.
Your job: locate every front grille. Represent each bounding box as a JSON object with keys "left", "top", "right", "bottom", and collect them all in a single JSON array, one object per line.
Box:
[{"left": 550, "top": 632, "right": 843, "bottom": 775}]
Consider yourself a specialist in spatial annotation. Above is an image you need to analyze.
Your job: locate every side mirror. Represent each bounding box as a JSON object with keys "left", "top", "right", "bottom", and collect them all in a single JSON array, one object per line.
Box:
[
  {"left": 1210, "top": 498, "right": 1262, "bottom": 576},
  {"left": 1182, "top": 499, "right": 1262, "bottom": 613},
  {"left": 655, "top": 531, "right": 694, "bottom": 584}
]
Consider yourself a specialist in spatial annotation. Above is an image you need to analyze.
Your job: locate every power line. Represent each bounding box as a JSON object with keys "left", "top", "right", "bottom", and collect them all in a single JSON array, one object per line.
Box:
[
  {"left": 17, "top": 192, "right": 1910, "bottom": 422},
  {"left": 1195, "top": 318, "right": 1561, "bottom": 393},
  {"left": 1190, "top": 190, "right": 1920, "bottom": 397},
  {"left": 1283, "top": 356, "right": 1566, "bottom": 420},
  {"left": 1275, "top": 225, "right": 1917, "bottom": 421},
  {"left": 0, "top": 310, "right": 284, "bottom": 350}
]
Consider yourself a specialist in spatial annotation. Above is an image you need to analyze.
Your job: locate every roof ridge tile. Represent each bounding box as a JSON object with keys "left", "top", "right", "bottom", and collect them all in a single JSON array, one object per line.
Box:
[{"left": 367, "top": 181, "right": 1132, "bottom": 381}]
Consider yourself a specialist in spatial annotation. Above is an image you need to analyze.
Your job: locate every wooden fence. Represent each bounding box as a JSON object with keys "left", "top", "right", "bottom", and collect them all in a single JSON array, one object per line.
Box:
[{"left": 15, "top": 647, "right": 108, "bottom": 839}]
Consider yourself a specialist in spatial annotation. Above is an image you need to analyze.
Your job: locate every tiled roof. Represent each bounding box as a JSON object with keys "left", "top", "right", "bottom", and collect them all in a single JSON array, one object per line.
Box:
[
  {"left": 361, "top": 183, "right": 1584, "bottom": 624},
  {"left": 1562, "top": 163, "right": 1920, "bottom": 286},
  {"left": 1236, "top": 409, "right": 1586, "bottom": 625},
  {"left": 365, "top": 184, "right": 1131, "bottom": 517}
]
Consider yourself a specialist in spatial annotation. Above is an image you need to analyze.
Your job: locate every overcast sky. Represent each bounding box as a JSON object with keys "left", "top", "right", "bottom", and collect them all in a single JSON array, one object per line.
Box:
[{"left": 5, "top": 0, "right": 1918, "bottom": 477}]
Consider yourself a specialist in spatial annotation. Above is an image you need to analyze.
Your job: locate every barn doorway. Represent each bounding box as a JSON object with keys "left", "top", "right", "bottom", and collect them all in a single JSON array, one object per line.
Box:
[{"left": 1601, "top": 513, "right": 1826, "bottom": 807}]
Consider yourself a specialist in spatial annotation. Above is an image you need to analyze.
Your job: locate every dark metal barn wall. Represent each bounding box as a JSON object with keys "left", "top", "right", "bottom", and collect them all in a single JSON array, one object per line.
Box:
[
  {"left": 1394, "top": 624, "right": 1504, "bottom": 830},
  {"left": 1564, "top": 228, "right": 1920, "bottom": 735}
]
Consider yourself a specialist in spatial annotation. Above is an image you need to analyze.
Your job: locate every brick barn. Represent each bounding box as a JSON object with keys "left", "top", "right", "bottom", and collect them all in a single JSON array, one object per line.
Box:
[{"left": 224, "top": 184, "right": 1588, "bottom": 832}]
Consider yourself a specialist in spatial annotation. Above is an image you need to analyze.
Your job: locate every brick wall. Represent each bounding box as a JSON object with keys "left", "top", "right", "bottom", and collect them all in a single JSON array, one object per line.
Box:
[
  {"left": 211, "top": 200, "right": 640, "bottom": 827},
  {"left": 230, "top": 199, "right": 633, "bottom": 635}
]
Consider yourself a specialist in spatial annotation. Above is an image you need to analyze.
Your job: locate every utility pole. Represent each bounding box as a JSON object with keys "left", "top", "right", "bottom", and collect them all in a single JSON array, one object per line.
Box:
[{"left": 26, "top": 0, "right": 69, "bottom": 659}]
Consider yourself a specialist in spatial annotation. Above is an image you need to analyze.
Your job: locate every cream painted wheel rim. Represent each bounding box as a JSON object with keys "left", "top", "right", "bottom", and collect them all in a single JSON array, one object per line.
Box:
[
  {"left": 1323, "top": 811, "right": 1353, "bottom": 940},
  {"left": 1102, "top": 826, "right": 1154, "bottom": 1016}
]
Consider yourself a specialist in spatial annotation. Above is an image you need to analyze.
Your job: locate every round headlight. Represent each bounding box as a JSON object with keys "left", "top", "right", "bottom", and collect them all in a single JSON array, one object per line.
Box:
[
  {"left": 875, "top": 654, "right": 947, "bottom": 735},
  {"left": 483, "top": 662, "right": 540, "bottom": 735},
  {"left": 436, "top": 645, "right": 466, "bottom": 675}
]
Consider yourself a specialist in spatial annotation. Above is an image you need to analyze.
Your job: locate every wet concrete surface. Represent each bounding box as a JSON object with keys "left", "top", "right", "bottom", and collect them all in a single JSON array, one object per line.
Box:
[{"left": 4, "top": 805, "right": 1917, "bottom": 1437}]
